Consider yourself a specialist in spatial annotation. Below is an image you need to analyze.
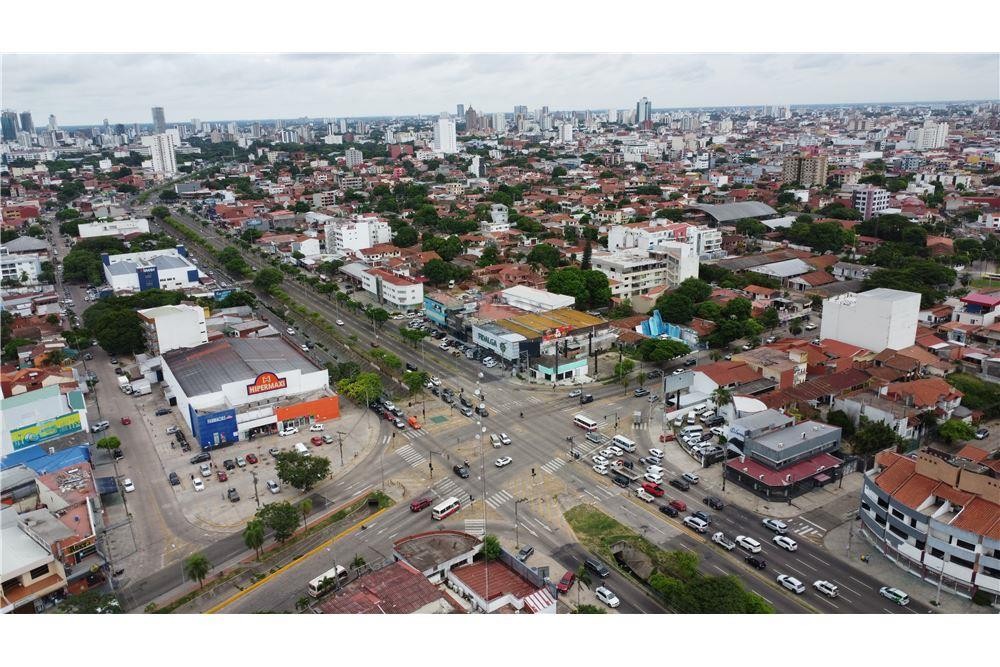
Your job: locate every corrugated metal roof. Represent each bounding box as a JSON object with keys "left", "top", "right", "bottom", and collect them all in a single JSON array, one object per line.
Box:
[{"left": 691, "top": 202, "right": 777, "bottom": 222}]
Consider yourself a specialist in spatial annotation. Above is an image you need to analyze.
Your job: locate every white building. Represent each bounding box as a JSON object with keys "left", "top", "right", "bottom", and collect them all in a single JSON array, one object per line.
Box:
[
  {"left": 360, "top": 268, "right": 424, "bottom": 311},
  {"left": 607, "top": 220, "right": 692, "bottom": 252},
  {"left": 559, "top": 122, "right": 574, "bottom": 143},
  {"left": 324, "top": 216, "right": 392, "bottom": 255},
  {"left": 686, "top": 225, "right": 723, "bottom": 258},
  {"left": 102, "top": 247, "right": 201, "bottom": 293},
  {"left": 906, "top": 120, "right": 949, "bottom": 151},
  {"left": 493, "top": 112, "right": 506, "bottom": 134},
  {"left": 140, "top": 133, "right": 177, "bottom": 176},
  {"left": 77, "top": 218, "right": 150, "bottom": 240},
  {"left": 852, "top": 185, "right": 890, "bottom": 221},
  {"left": 820, "top": 288, "right": 920, "bottom": 353},
  {"left": 480, "top": 203, "right": 511, "bottom": 234},
  {"left": 433, "top": 113, "right": 457, "bottom": 154},
  {"left": 499, "top": 285, "right": 575, "bottom": 313},
  {"left": 1, "top": 385, "right": 90, "bottom": 457},
  {"left": 0, "top": 251, "right": 42, "bottom": 285},
  {"left": 138, "top": 304, "right": 208, "bottom": 356},
  {"left": 591, "top": 246, "right": 698, "bottom": 300},
  {"left": 345, "top": 147, "right": 363, "bottom": 168}
]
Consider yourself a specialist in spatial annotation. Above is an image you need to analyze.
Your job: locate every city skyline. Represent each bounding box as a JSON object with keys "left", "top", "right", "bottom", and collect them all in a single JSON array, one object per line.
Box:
[{"left": 3, "top": 53, "right": 997, "bottom": 126}]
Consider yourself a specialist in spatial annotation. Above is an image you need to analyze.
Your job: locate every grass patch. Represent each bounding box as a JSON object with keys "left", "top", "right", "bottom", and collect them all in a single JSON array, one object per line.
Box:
[
  {"left": 970, "top": 277, "right": 1000, "bottom": 289},
  {"left": 564, "top": 504, "right": 774, "bottom": 614}
]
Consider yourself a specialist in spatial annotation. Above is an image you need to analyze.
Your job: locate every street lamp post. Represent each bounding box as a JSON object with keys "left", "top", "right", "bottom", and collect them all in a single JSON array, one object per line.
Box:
[
  {"left": 514, "top": 497, "right": 528, "bottom": 547},
  {"left": 336, "top": 431, "right": 347, "bottom": 467},
  {"left": 251, "top": 471, "right": 260, "bottom": 509}
]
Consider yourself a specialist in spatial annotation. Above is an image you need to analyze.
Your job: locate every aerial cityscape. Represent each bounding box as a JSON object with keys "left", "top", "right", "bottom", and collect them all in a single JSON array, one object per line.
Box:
[{"left": 2, "top": 48, "right": 999, "bottom": 631}]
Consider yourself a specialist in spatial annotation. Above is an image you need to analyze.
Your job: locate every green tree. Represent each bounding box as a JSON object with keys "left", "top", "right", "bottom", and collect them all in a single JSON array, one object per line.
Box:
[
  {"left": 243, "top": 519, "right": 265, "bottom": 560},
  {"left": 150, "top": 205, "right": 169, "bottom": 219},
  {"left": 55, "top": 590, "right": 122, "bottom": 614},
  {"left": 183, "top": 552, "right": 212, "bottom": 589},
  {"left": 757, "top": 307, "right": 780, "bottom": 330},
  {"left": 482, "top": 534, "right": 502, "bottom": 561},
  {"left": 337, "top": 372, "right": 383, "bottom": 405},
  {"left": 351, "top": 554, "right": 367, "bottom": 569},
  {"left": 606, "top": 299, "right": 634, "bottom": 320},
  {"left": 299, "top": 498, "right": 314, "bottom": 529},
  {"left": 825, "top": 409, "right": 855, "bottom": 439},
  {"left": 393, "top": 224, "right": 419, "bottom": 247},
  {"left": 656, "top": 293, "right": 695, "bottom": 325},
  {"left": 675, "top": 278, "right": 712, "bottom": 304},
  {"left": 256, "top": 501, "right": 301, "bottom": 543},
  {"left": 580, "top": 240, "right": 592, "bottom": 270},
  {"left": 253, "top": 267, "right": 284, "bottom": 293},
  {"left": 853, "top": 418, "right": 902, "bottom": 457},
  {"left": 56, "top": 207, "right": 80, "bottom": 221},
  {"left": 477, "top": 244, "right": 501, "bottom": 267},
  {"left": 366, "top": 307, "right": 390, "bottom": 327},
  {"left": 159, "top": 190, "right": 179, "bottom": 202},
  {"left": 403, "top": 370, "right": 430, "bottom": 395},
  {"left": 95, "top": 436, "right": 121, "bottom": 455},
  {"left": 937, "top": 419, "right": 975, "bottom": 444},
  {"left": 292, "top": 201, "right": 310, "bottom": 213},
  {"left": 615, "top": 358, "right": 635, "bottom": 384},
  {"left": 274, "top": 452, "right": 331, "bottom": 492},
  {"left": 711, "top": 387, "right": 733, "bottom": 415},
  {"left": 527, "top": 243, "right": 562, "bottom": 270},
  {"left": 573, "top": 604, "right": 606, "bottom": 614},
  {"left": 722, "top": 297, "right": 753, "bottom": 322}
]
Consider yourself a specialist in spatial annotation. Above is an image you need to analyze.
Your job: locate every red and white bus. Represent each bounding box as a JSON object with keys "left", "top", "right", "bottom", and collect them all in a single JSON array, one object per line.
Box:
[
  {"left": 573, "top": 414, "right": 599, "bottom": 431},
  {"left": 431, "top": 496, "right": 462, "bottom": 520}
]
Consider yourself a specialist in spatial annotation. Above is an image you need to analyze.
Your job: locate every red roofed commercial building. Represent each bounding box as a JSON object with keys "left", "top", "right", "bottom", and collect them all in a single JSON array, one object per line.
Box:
[
  {"left": 860, "top": 447, "right": 1000, "bottom": 604},
  {"left": 314, "top": 560, "right": 462, "bottom": 614}
]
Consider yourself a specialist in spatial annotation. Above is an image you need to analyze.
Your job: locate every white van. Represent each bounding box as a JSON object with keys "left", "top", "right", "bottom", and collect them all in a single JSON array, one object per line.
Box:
[
  {"left": 688, "top": 403, "right": 707, "bottom": 414},
  {"left": 682, "top": 425, "right": 704, "bottom": 436},
  {"left": 293, "top": 442, "right": 311, "bottom": 457},
  {"left": 611, "top": 435, "right": 637, "bottom": 453},
  {"left": 683, "top": 516, "right": 709, "bottom": 533}
]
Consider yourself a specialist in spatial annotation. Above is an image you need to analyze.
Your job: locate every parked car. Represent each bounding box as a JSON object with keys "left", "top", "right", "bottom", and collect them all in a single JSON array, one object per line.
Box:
[
  {"left": 155, "top": 408, "right": 171, "bottom": 416},
  {"left": 245, "top": 453, "right": 258, "bottom": 464},
  {"left": 223, "top": 459, "right": 236, "bottom": 470},
  {"left": 200, "top": 463, "right": 212, "bottom": 477},
  {"left": 266, "top": 479, "right": 280, "bottom": 494},
  {"left": 279, "top": 426, "right": 299, "bottom": 437},
  {"left": 595, "top": 586, "right": 620, "bottom": 608},
  {"left": 516, "top": 545, "right": 534, "bottom": 562},
  {"left": 592, "top": 464, "right": 609, "bottom": 475},
  {"left": 975, "top": 428, "right": 989, "bottom": 440},
  {"left": 268, "top": 447, "right": 280, "bottom": 457},
  {"left": 217, "top": 470, "right": 228, "bottom": 482},
  {"left": 192, "top": 477, "right": 205, "bottom": 492},
  {"left": 309, "top": 424, "right": 324, "bottom": 432},
  {"left": 227, "top": 488, "right": 240, "bottom": 503},
  {"left": 236, "top": 456, "right": 246, "bottom": 468},
  {"left": 122, "top": 478, "right": 135, "bottom": 493},
  {"left": 311, "top": 436, "right": 324, "bottom": 445},
  {"left": 166, "top": 425, "right": 179, "bottom": 435},
  {"left": 190, "top": 452, "right": 211, "bottom": 464},
  {"left": 556, "top": 571, "right": 576, "bottom": 593},
  {"left": 633, "top": 387, "right": 650, "bottom": 397},
  {"left": 499, "top": 433, "right": 512, "bottom": 445},
  {"left": 168, "top": 472, "right": 180, "bottom": 486}
]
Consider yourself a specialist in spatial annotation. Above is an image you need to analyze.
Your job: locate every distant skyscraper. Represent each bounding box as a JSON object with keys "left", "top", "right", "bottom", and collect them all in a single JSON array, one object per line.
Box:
[
  {"left": 434, "top": 113, "right": 457, "bottom": 154},
  {"left": 456, "top": 104, "right": 465, "bottom": 118},
  {"left": 48, "top": 114, "right": 58, "bottom": 132},
  {"left": 559, "top": 122, "right": 574, "bottom": 144},
  {"left": 191, "top": 118, "right": 201, "bottom": 133},
  {"left": 493, "top": 112, "right": 506, "bottom": 134},
  {"left": 1, "top": 111, "right": 19, "bottom": 141},
  {"left": 782, "top": 153, "right": 828, "bottom": 187},
  {"left": 513, "top": 105, "right": 528, "bottom": 120},
  {"left": 465, "top": 106, "right": 479, "bottom": 132},
  {"left": 19, "top": 111, "right": 34, "bottom": 135},
  {"left": 636, "top": 97, "right": 652, "bottom": 127},
  {"left": 142, "top": 133, "right": 177, "bottom": 175},
  {"left": 345, "top": 147, "right": 364, "bottom": 168},
  {"left": 151, "top": 106, "right": 166, "bottom": 133},
  {"left": 338, "top": 118, "right": 347, "bottom": 134}
]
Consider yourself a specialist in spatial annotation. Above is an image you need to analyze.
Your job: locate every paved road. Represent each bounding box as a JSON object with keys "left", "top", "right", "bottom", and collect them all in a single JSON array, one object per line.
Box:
[{"left": 141, "top": 208, "right": 922, "bottom": 614}]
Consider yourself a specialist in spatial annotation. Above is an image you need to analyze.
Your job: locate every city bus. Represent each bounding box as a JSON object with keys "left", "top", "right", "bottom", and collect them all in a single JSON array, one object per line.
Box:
[
  {"left": 431, "top": 496, "right": 462, "bottom": 520},
  {"left": 307, "top": 565, "right": 348, "bottom": 597},
  {"left": 573, "top": 414, "right": 599, "bottom": 431}
]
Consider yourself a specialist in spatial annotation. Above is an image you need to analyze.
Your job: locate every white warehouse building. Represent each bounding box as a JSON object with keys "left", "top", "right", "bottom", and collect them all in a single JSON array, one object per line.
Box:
[
  {"left": 138, "top": 304, "right": 209, "bottom": 356},
  {"left": 820, "top": 288, "right": 920, "bottom": 353},
  {"left": 77, "top": 218, "right": 150, "bottom": 240},
  {"left": 102, "top": 246, "right": 202, "bottom": 294}
]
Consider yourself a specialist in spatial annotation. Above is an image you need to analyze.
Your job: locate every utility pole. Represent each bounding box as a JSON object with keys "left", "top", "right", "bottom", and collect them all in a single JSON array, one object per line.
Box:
[
  {"left": 336, "top": 431, "right": 347, "bottom": 467},
  {"left": 251, "top": 471, "right": 260, "bottom": 509},
  {"left": 514, "top": 497, "right": 528, "bottom": 547}
]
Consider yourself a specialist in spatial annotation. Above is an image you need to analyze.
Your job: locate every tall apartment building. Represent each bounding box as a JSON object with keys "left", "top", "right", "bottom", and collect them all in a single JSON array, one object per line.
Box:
[
  {"left": 456, "top": 104, "right": 465, "bottom": 118},
  {"left": 324, "top": 216, "right": 392, "bottom": 254},
  {"left": 1, "top": 110, "right": 18, "bottom": 141},
  {"left": 141, "top": 133, "right": 177, "bottom": 176},
  {"left": 781, "top": 153, "right": 828, "bottom": 186},
  {"left": 138, "top": 304, "right": 209, "bottom": 356},
  {"left": 345, "top": 147, "right": 363, "bottom": 168},
  {"left": 820, "top": 288, "right": 920, "bottom": 352},
  {"left": 636, "top": 97, "right": 652, "bottom": 126},
  {"left": 151, "top": 106, "right": 166, "bottom": 134},
  {"left": 852, "top": 184, "right": 889, "bottom": 220},
  {"left": 493, "top": 112, "right": 506, "bottom": 134},
  {"left": 433, "top": 113, "right": 457, "bottom": 154},
  {"left": 18, "top": 111, "right": 33, "bottom": 135},
  {"left": 591, "top": 245, "right": 698, "bottom": 300},
  {"left": 559, "top": 122, "right": 574, "bottom": 144},
  {"left": 906, "top": 120, "right": 949, "bottom": 151}
]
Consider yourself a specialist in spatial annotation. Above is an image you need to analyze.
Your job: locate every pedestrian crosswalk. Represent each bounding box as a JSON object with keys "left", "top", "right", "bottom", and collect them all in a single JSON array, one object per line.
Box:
[
  {"left": 396, "top": 444, "right": 426, "bottom": 468},
  {"left": 486, "top": 489, "right": 514, "bottom": 509},
  {"left": 402, "top": 429, "right": 427, "bottom": 441},
  {"left": 464, "top": 519, "right": 486, "bottom": 536},
  {"left": 789, "top": 518, "right": 827, "bottom": 540},
  {"left": 540, "top": 457, "right": 567, "bottom": 474},
  {"left": 434, "top": 477, "right": 461, "bottom": 498}
]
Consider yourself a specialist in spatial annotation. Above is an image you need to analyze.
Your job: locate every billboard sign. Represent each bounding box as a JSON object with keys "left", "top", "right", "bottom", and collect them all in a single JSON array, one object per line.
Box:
[
  {"left": 246, "top": 372, "right": 288, "bottom": 396},
  {"left": 10, "top": 412, "right": 83, "bottom": 450}
]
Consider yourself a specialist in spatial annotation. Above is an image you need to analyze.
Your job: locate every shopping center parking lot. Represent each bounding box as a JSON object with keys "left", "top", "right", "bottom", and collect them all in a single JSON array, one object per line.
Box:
[{"left": 132, "top": 391, "right": 328, "bottom": 532}]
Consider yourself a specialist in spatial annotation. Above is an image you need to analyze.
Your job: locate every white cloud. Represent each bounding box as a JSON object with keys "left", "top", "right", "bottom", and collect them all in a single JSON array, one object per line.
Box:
[{"left": 2, "top": 53, "right": 996, "bottom": 125}]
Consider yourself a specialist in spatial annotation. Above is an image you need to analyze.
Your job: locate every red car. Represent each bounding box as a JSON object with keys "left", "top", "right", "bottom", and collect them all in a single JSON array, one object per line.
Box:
[
  {"left": 245, "top": 453, "right": 258, "bottom": 464},
  {"left": 217, "top": 470, "right": 228, "bottom": 482},
  {"left": 556, "top": 571, "right": 576, "bottom": 593},
  {"left": 669, "top": 499, "right": 687, "bottom": 512},
  {"left": 120, "top": 417, "right": 132, "bottom": 425},
  {"left": 409, "top": 497, "right": 432, "bottom": 512},
  {"left": 310, "top": 436, "right": 324, "bottom": 446},
  {"left": 642, "top": 482, "right": 665, "bottom": 497}
]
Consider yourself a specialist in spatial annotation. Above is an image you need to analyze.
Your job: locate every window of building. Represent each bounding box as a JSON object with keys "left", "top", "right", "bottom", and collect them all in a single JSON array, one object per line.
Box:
[
  {"left": 29, "top": 564, "right": 50, "bottom": 579},
  {"left": 954, "top": 538, "right": 976, "bottom": 552},
  {"left": 929, "top": 547, "right": 945, "bottom": 559}
]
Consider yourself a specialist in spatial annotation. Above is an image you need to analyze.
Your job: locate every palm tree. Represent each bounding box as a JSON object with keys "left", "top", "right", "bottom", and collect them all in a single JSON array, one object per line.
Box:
[
  {"left": 299, "top": 498, "right": 313, "bottom": 530},
  {"left": 243, "top": 520, "right": 265, "bottom": 560},
  {"left": 916, "top": 411, "right": 939, "bottom": 446},
  {"left": 711, "top": 386, "right": 734, "bottom": 416},
  {"left": 183, "top": 553, "right": 212, "bottom": 589},
  {"left": 575, "top": 564, "right": 592, "bottom": 607}
]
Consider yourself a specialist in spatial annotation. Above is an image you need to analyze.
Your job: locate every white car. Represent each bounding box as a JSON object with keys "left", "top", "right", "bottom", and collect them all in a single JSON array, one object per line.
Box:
[
  {"left": 309, "top": 424, "right": 324, "bottom": 432},
  {"left": 762, "top": 518, "right": 788, "bottom": 534},
  {"left": 200, "top": 463, "right": 212, "bottom": 477},
  {"left": 490, "top": 434, "right": 502, "bottom": 448},
  {"left": 595, "top": 586, "right": 620, "bottom": 608},
  {"left": 286, "top": 327, "right": 296, "bottom": 335},
  {"left": 592, "top": 454, "right": 610, "bottom": 467},
  {"left": 279, "top": 427, "right": 299, "bottom": 437},
  {"left": 593, "top": 464, "right": 609, "bottom": 475},
  {"left": 495, "top": 456, "right": 513, "bottom": 468},
  {"left": 266, "top": 479, "right": 280, "bottom": 494},
  {"left": 813, "top": 580, "right": 839, "bottom": 598},
  {"left": 773, "top": 535, "right": 798, "bottom": 552},
  {"left": 710, "top": 426, "right": 724, "bottom": 436},
  {"left": 711, "top": 531, "right": 736, "bottom": 550},
  {"left": 600, "top": 448, "right": 617, "bottom": 459},
  {"left": 673, "top": 417, "right": 684, "bottom": 427},
  {"left": 879, "top": 586, "right": 910, "bottom": 606},
  {"left": 300, "top": 344, "right": 309, "bottom": 352},
  {"left": 735, "top": 535, "right": 762, "bottom": 553},
  {"left": 499, "top": 433, "right": 511, "bottom": 445},
  {"left": 439, "top": 342, "right": 450, "bottom": 350},
  {"left": 649, "top": 448, "right": 664, "bottom": 459},
  {"left": 166, "top": 425, "right": 179, "bottom": 435},
  {"left": 430, "top": 376, "right": 442, "bottom": 386},
  {"left": 777, "top": 574, "right": 806, "bottom": 594},
  {"left": 682, "top": 472, "right": 700, "bottom": 485},
  {"left": 568, "top": 389, "right": 582, "bottom": 398},
  {"left": 122, "top": 478, "right": 135, "bottom": 493},
  {"left": 644, "top": 472, "right": 663, "bottom": 484},
  {"left": 605, "top": 445, "right": 624, "bottom": 457},
  {"left": 336, "top": 319, "right": 344, "bottom": 326},
  {"left": 192, "top": 477, "right": 205, "bottom": 492},
  {"left": 383, "top": 402, "right": 396, "bottom": 412},
  {"left": 646, "top": 465, "right": 664, "bottom": 476}
]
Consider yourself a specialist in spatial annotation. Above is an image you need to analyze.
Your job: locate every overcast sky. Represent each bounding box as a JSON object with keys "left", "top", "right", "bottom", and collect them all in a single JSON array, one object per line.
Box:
[{"left": 3, "top": 53, "right": 997, "bottom": 126}]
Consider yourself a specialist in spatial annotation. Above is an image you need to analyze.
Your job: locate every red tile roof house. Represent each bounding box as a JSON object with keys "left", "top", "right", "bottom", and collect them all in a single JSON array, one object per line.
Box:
[
  {"left": 881, "top": 377, "right": 964, "bottom": 420},
  {"left": 447, "top": 559, "right": 556, "bottom": 614},
  {"left": 314, "top": 560, "right": 463, "bottom": 614}
]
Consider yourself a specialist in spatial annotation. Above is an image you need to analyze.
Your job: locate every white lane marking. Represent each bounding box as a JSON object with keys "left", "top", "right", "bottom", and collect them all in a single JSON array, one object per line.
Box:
[
  {"left": 584, "top": 490, "right": 602, "bottom": 501},
  {"left": 850, "top": 576, "right": 875, "bottom": 590},
  {"left": 796, "top": 558, "right": 818, "bottom": 573},
  {"left": 712, "top": 564, "right": 728, "bottom": 575},
  {"left": 799, "top": 517, "right": 827, "bottom": 532},
  {"left": 839, "top": 583, "right": 863, "bottom": 597},
  {"left": 783, "top": 563, "right": 808, "bottom": 578},
  {"left": 804, "top": 551, "right": 831, "bottom": 567},
  {"left": 816, "top": 595, "right": 840, "bottom": 610},
  {"left": 531, "top": 517, "right": 553, "bottom": 532},
  {"left": 882, "top": 607, "right": 896, "bottom": 614},
  {"left": 752, "top": 590, "right": 774, "bottom": 605},
  {"left": 387, "top": 532, "right": 398, "bottom": 540},
  {"left": 523, "top": 524, "right": 539, "bottom": 537}
]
